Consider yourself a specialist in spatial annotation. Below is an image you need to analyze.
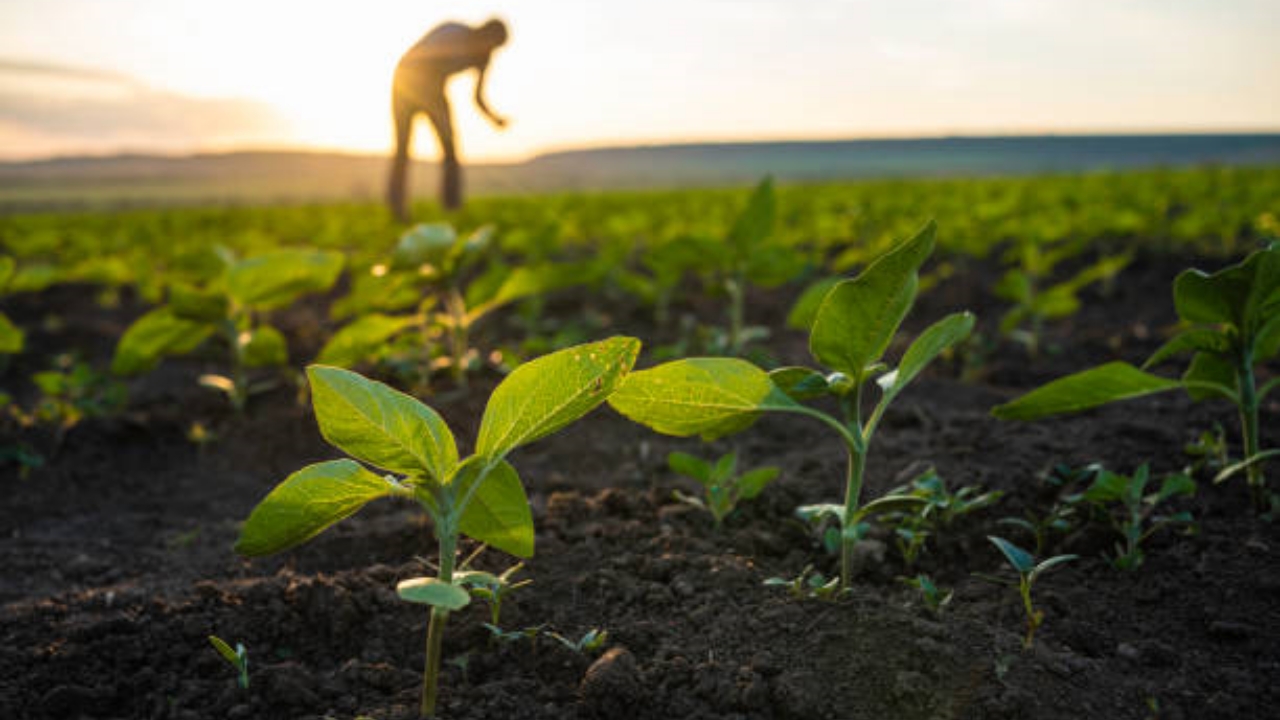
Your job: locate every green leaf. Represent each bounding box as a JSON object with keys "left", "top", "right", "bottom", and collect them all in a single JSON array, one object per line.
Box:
[
  {"left": 727, "top": 177, "right": 776, "bottom": 255},
  {"left": 608, "top": 358, "right": 798, "bottom": 441},
  {"left": 0, "top": 312, "right": 23, "bottom": 354},
  {"left": 1173, "top": 246, "right": 1280, "bottom": 336},
  {"left": 169, "top": 284, "right": 229, "bottom": 323},
  {"left": 208, "top": 636, "right": 240, "bottom": 665},
  {"left": 879, "top": 312, "right": 975, "bottom": 403},
  {"left": 851, "top": 494, "right": 930, "bottom": 524},
  {"left": 1083, "top": 470, "right": 1129, "bottom": 503},
  {"left": 316, "top": 313, "right": 419, "bottom": 368},
  {"left": 668, "top": 451, "right": 712, "bottom": 483},
  {"left": 396, "top": 577, "right": 472, "bottom": 610},
  {"left": 738, "top": 466, "right": 780, "bottom": 499},
  {"left": 454, "top": 457, "right": 534, "bottom": 558},
  {"left": 1214, "top": 449, "right": 1280, "bottom": 484},
  {"left": 240, "top": 325, "right": 288, "bottom": 368},
  {"left": 226, "top": 249, "right": 344, "bottom": 310},
  {"left": 476, "top": 337, "right": 640, "bottom": 458},
  {"left": 1143, "top": 328, "right": 1232, "bottom": 369},
  {"left": 768, "top": 366, "right": 830, "bottom": 401},
  {"left": 1182, "top": 352, "right": 1238, "bottom": 402},
  {"left": 987, "top": 535, "right": 1035, "bottom": 574},
  {"left": 1030, "top": 554, "right": 1078, "bottom": 582},
  {"left": 392, "top": 223, "right": 457, "bottom": 270},
  {"left": 786, "top": 277, "right": 842, "bottom": 330},
  {"left": 810, "top": 221, "right": 936, "bottom": 380},
  {"left": 307, "top": 365, "right": 458, "bottom": 481},
  {"left": 0, "top": 256, "right": 14, "bottom": 291},
  {"left": 991, "top": 362, "right": 1182, "bottom": 421},
  {"left": 467, "top": 263, "right": 590, "bottom": 321},
  {"left": 112, "top": 307, "right": 214, "bottom": 375},
  {"left": 1154, "top": 472, "right": 1196, "bottom": 504},
  {"left": 235, "top": 460, "right": 400, "bottom": 556}
]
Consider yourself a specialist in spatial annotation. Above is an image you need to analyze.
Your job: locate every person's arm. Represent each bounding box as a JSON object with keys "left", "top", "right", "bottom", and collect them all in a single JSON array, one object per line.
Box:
[{"left": 473, "top": 62, "right": 507, "bottom": 128}]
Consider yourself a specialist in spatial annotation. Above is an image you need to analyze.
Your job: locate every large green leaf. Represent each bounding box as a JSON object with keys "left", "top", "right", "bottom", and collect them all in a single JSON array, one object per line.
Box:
[
  {"left": 608, "top": 358, "right": 799, "bottom": 441},
  {"left": 786, "top": 277, "right": 841, "bottom": 330},
  {"left": 991, "top": 361, "right": 1182, "bottom": 421},
  {"left": 467, "top": 262, "right": 591, "bottom": 322},
  {"left": 226, "top": 249, "right": 344, "bottom": 310},
  {"left": 0, "top": 312, "right": 23, "bottom": 354},
  {"left": 454, "top": 457, "right": 534, "bottom": 558},
  {"left": 112, "top": 307, "right": 214, "bottom": 375},
  {"left": 316, "top": 313, "right": 419, "bottom": 368},
  {"left": 476, "top": 336, "right": 640, "bottom": 458},
  {"left": 235, "top": 459, "right": 399, "bottom": 556},
  {"left": 308, "top": 365, "right": 458, "bottom": 481},
  {"left": 1173, "top": 246, "right": 1280, "bottom": 336},
  {"left": 392, "top": 223, "right": 459, "bottom": 272},
  {"left": 878, "top": 312, "right": 975, "bottom": 404},
  {"left": 809, "top": 221, "right": 936, "bottom": 380},
  {"left": 1182, "top": 352, "right": 1238, "bottom": 402}
]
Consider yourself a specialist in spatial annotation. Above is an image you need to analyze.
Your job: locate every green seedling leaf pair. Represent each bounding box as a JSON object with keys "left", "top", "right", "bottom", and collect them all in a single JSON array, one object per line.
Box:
[
  {"left": 900, "top": 574, "right": 953, "bottom": 616},
  {"left": 880, "top": 466, "right": 1003, "bottom": 566},
  {"left": 993, "top": 243, "right": 1280, "bottom": 510},
  {"left": 668, "top": 450, "right": 779, "bottom": 527},
  {"left": 236, "top": 336, "right": 640, "bottom": 717},
  {"left": 611, "top": 221, "right": 975, "bottom": 589},
  {"left": 113, "top": 248, "right": 344, "bottom": 411},
  {"left": 320, "top": 223, "right": 592, "bottom": 390},
  {"left": 986, "top": 536, "right": 1077, "bottom": 648},
  {"left": 1080, "top": 464, "right": 1195, "bottom": 570},
  {"left": 763, "top": 565, "right": 842, "bottom": 601},
  {"left": 208, "top": 635, "right": 249, "bottom": 690}
]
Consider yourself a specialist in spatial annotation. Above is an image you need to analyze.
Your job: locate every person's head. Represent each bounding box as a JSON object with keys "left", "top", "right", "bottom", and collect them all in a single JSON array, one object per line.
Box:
[{"left": 478, "top": 18, "right": 508, "bottom": 49}]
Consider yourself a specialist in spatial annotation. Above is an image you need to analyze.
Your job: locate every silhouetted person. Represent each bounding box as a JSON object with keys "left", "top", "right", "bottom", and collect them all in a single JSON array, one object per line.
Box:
[{"left": 388, "top": 18, "right": 509, "bottom": 220}]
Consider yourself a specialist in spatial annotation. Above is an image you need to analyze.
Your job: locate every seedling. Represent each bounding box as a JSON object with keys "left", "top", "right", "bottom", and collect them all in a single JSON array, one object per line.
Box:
[
  {"left": 881, "top": 465, "right": 1002, "bottom": 566},
  {"left": 900, "top": 574, "right": 953, "bottom": 616},
  {"left": 113, "top": 248, "right": 345, "bottom": 411},
  {"left": 1183, "top": 423, "right": 1230, "bottom": 476},
  {"left": 668, "top": 450, "right": 779, "bottom": 527},
  {"left": 985, "top": 536, "right": 1077, "bottom": 648},
  {"left": 547, "top": 628, "right": 609, "bottom": 655},
  {"left": 995, "top": 237, "right": 1130, "bottom": 355},
  {"left": 0, "top": 256, "right": 24, "bottom": 364},
  {"left": 1079, "top": 464, "right": 1195, "bottom": 570},
  {"left": 24, "top": 355, "right": 126, "bottom": 451},
  {"left": 236, "top": 337, "right": 639, "bottom": 718},
  {"left": 993, "top": 243, "right": 1279, "bottom": 510},
  {"left": 763, "top": 565, "right": 842, "bottom": 601},
  {"left": 455, "top": 561, "right": 531, "bottom": 629},
  {"left": 611, "top": 221, "right": 975, "bottom": 588},
  {"left": 319, "top": 223, "right": 589, "bottom": 390},
  {"left": 996, "top": 464, "right": 1089, "bottom": 555},
  {"left": 481, "top": 623, "right": 544, "bottom": 645},
  {"left": 208, "top": 635, "right": 249, "bottom": 690}
]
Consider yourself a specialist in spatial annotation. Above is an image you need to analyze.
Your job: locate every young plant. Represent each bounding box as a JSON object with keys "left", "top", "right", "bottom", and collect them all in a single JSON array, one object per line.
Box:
[
  {"left": 763, "top": 565, "right": 842, "bottom": 601},
  {"left": 986, "top": 536, "right": 1077, "bottom": 648},
  {"left": 208, "top": 635, "right": 249, "bottom": 690},
  {"left": 1080, "top": 464, "right": 1195, "bottom": 570},
  {"left": 667, "top": 450, "right": 779, "bottom": 527},
  {"left": 236, "top": 337, "right": 639, "bottom": 718},
  {"left": 547, "top": 628, "right": 609, "bottom": 655},
  {"left": 319, "top": 223, "right": 589, "bottom": 390},
  {"left": 113, "top": 248, "right": 345, "bottom": 411},
  {"left": 900, "top": 574, "right": 953, "bottom": 616},
  {"left": 994, "top": 237, "right": 1131, "bottom": 355},
  {"left": 24, "top": 355, "right": 127, "bottom": 451},
  {"left": 881, "top": 465, "right": 1003, "bottom": 566},
  {"left": 455, "top": 561, "right": 531, "bottom": 630},
  {"left": 993, "top": 243, "right": 1279, "bottom": 510},
  {"left": 0, "top": 256, "right": 24, "bottom": 365},
  {"left": 610, "top": 221, "right": 975, "bottom": 589}
]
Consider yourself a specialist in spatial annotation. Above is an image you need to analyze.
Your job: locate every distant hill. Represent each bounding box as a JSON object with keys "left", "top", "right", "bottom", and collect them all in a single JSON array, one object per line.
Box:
[{"left": 2, "top": 134, "right": 1279, "bottom": 212}]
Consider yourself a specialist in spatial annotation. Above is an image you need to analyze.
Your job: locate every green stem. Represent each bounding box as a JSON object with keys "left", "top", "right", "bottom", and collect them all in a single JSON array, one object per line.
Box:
[
  {"left": 839, "top": 447, "right": 867, "bottom": 590},
  {"left": 1236, "top": 349, "right": 1264, "bottom": 510},
  {"left": 421, "top": 530, "right": 457, "bottom": 718},
  {"left": 725, "top": 275, "right": 744, "bottom": 355},
  {"left": 224, "top": 320, "right": 248, "bottom": 413}
]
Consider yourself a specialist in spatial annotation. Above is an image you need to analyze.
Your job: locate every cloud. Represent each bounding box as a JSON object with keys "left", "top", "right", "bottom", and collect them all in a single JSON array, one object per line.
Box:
[{"left": 0, "top": 58, "right": 291, "bottom": 158}]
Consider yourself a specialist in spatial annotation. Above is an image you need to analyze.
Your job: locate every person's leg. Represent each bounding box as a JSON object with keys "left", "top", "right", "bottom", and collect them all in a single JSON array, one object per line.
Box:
[
  {"left": 388, "top": 93, "right": 415, "bottom": 222},
  {"left": 425, "top": 100, "right": 461, "bottom": 210}
]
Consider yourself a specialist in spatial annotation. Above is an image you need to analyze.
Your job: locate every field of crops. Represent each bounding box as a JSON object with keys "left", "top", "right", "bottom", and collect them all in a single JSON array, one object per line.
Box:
[{"left": 1, "top": 166, "right": 1278, "bottom": 719}]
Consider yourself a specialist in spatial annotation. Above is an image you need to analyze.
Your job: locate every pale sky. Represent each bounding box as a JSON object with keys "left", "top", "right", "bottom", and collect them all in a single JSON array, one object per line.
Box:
[{"left": 1, "top": 0, "right": 1277, "bottom": 161}]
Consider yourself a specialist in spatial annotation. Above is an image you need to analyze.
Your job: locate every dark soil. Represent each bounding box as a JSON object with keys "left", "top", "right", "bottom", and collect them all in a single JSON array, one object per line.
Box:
[{"left": 2, "top": 251, "right": 1278, "bottom": 720}]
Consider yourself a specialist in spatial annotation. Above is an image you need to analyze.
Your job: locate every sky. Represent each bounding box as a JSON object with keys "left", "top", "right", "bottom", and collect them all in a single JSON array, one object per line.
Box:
[{"left": 0, "top": 0, "right": 1277, "bottom": 162}]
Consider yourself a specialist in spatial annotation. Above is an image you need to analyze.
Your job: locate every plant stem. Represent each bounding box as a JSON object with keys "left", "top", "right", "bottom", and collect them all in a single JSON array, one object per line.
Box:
[
  {"left": 1236, "top": 349, "right": 1264, "bottom": 510},
  {"left": 725, "top": 276, "right": 744, "bottom": 355},
  {"left": 839, "top": 446, "right": 867, "bottom": 589},
  {"left": 421, "top": 531, "right": 457, "bottom": 718}
]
